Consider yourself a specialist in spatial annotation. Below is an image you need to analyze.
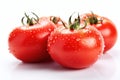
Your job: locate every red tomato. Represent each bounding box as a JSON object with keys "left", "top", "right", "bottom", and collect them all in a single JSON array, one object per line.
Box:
[
  {"left": 47, "top": 15, "right": 104, "bottom": 69},
  {"left": 8, "top": 13, "right": 58, "bottom": 63},
  {"left": 80, "top": 13, "right": 117, "bottom": 53}
]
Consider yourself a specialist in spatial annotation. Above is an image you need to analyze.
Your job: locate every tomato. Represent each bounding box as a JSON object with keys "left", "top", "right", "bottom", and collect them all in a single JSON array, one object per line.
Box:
[
  {"left": 47, "top": 15, "right": 104, "bottom": 69},
  {"left": 8, "top": 12, "right": 59, "bottom": 63},
  {"left": 80, "top": 12, "right": 117, "bottom": 53}
]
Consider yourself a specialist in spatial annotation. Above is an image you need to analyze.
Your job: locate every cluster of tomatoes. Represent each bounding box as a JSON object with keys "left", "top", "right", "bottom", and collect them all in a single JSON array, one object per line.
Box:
[{"left": 8, "top": 12, "right": 117, "bottom": 69}]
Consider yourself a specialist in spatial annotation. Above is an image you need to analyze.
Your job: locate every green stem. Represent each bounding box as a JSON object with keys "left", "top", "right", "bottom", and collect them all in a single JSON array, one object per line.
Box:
[
  {"left": 87, "top": 11, "right": 103, "bottom": 25},
  {"left": 69, "top": 13, "right": 86, "bottom": 30},
  {"left": 21, "top": 12, "right": 39, "bottom": 26},
  {"left": 50, "top": 16, "right": 68, "bottom": 29}
]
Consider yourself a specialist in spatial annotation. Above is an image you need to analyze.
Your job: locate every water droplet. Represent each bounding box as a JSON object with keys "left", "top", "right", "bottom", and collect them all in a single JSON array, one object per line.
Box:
[
  {"left": 48, "top": 44, "right": 51, "bottom": 47},
  {"left": 31, "top": 35, "right": 34, "bottom": 38},
  {"left": 12, "top": 34, "right": 16, "bottom": 37},
  {"left": 98, "top": 53, "right": 103, "bottom": 59},
  {"left": 49, "top": 37, "right": 53, "bottom": 41},
  {"left": 67, "top": 38, "right": 70, "bottom": 41},
  {"left": 29, "top": 30, "right": 32, "bottom": 32},
  {"left": 61, "top": 38, "right": 65, "bottom": 40},
  {"left": 76, "top": 38, "right": 80, "bottom": 41},
  {"left": 88, "top": 30, "right": 92, "bottom": 34},
  {"left": 72, "top": 37, "right": 76, "bottom": 39},
  {"left": 54, "top": 36, "right": 57, "bottom": 39},
  {"left": 31, "top": 30, "right": 36, "bottom": 34},
  {"left": 48, "top": 28, "right": 52, "bottom": 31},
  {"left": 52, "top": 40, "right": 55, "bottom": 44},
  {"left": 98, "top": 37, "right": 102, "bottom": 41}
]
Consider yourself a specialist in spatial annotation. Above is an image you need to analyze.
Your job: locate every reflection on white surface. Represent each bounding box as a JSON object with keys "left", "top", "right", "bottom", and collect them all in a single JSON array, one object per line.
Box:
[
  {"left": 0, "top": 50, "right": 119, "bottom": 80},
  {"left": 0, "top": 0, "right": 120, "bottom": 80}
]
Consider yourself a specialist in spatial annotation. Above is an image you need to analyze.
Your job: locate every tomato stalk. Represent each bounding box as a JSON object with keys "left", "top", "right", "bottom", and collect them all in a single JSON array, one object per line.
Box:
[
  {"left": 68, "top": 13, "right": 86, "bottom": 30},
  {"left": 86, "top": 12, "right": 103, "bottom": 25},
  {"left": 50, "top": 16, "right": 67, "bottom": 28},
  {"left": 21, "top": 12, "right": 39, "bottom": 26},
  {"left": 50, "top": 16, "right": 61, "bottom": 24}
]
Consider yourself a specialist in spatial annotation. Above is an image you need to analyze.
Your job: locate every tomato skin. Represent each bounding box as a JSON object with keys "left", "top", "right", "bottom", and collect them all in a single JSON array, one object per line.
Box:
[
  {"left": 8, "top": 17, "right": 56, "bottom": 63},
  {"left": 95, "top": 17, "right": 117, "bottom": 53},
  {"left": 48, "top": 26, "right": 104, "bottom": 69},
  {"left": 81, "top": 13, "right": 118, "bottom": 53}
]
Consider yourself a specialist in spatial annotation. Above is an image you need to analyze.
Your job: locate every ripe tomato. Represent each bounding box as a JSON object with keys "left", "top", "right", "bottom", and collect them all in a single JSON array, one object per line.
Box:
[
  {"left": 47, "top": 15, "right": 104, "bottom": 69},
  {"left": 8, "top": 12, "right": 59, "bottom": 63},
  {"left": 80, "top": 12, "right": 117, "bottom": 53}
]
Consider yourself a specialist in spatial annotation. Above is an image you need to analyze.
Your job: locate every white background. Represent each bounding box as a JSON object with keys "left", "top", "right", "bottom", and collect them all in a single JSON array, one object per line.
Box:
[{"left": 0, "top": 0, "right": 120, "bottom": 80}]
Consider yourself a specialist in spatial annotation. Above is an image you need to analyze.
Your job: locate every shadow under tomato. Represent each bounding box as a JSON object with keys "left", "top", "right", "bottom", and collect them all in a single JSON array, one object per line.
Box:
[
  {"left": 11, "top": 50, "right": 119, "bottom": 80},
  {"left": 13, "top": 54, "right": 98, "bottom": 73},
  {"left": 13, "top": 51, "right": 117, "bottom": 71},
  {"left": 13, "top": 61, "right": 83, "bottom": 72}
]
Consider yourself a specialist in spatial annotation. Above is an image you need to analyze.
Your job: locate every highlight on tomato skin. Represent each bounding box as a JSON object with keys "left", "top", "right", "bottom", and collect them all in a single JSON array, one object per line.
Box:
[
  {"left": 8, "top": 12, "right": 64, "bottom": 63},
  {"left": 80, "top": 12, "right": 118, "bottom": 53},
  {"left": 47, "top": 13, "right": 104, "bottom": 69}
]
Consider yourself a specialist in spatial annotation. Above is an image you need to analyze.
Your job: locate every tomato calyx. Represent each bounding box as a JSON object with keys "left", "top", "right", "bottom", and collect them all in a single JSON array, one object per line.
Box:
[
  {"left": 86, "top": 12, "right": 103, "bottom": 25},
  {"left": 50, "top": 16, "right": 61, "bottom": 24},
  {"left": 50, "top": 16, "right": 66, "bottom": 27},
  {"left": 68, "top": 13, "right": 86, "bottom": 30},
  {"left": 21, "top": 12, "right": 39, "bottom": 26}
]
